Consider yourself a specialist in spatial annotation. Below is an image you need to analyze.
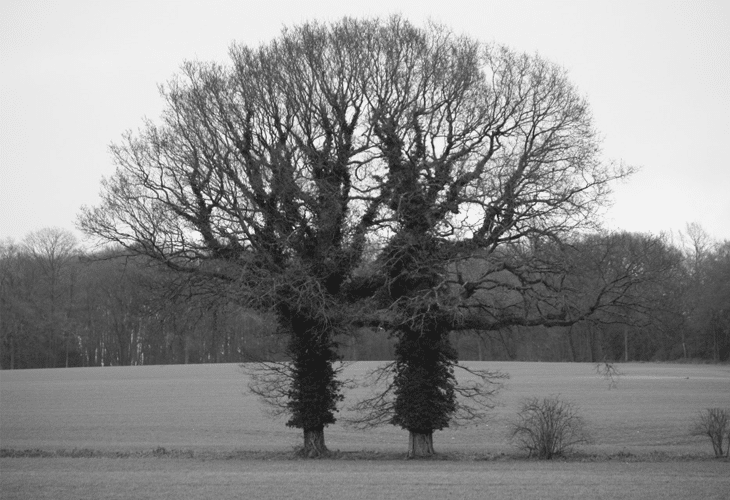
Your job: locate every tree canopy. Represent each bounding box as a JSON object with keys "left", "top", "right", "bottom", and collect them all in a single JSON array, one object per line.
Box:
[{"left": 79, "top": 16, "right": 636, "bottom": 457}]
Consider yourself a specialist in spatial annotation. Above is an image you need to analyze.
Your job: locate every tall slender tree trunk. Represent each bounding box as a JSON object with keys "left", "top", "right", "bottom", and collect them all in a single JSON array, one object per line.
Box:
[
  {"left": 586, "top": 326, "right": 596, "bottom": 363},
  {"left": 498, "top": 329, "right": 515, "bottom": 360},
  {"left": 184, "top": 334, "right": 189, "bottom": 364},
  {"left": 9, "top": 330, "right": 15, "bottom": 369},
  {"left": 407, "top": 431, "right": 435, "bottom": 458},
  {"left": 566, "top": 327, "right": 577, "bottom": 362},
  {"left": 66, "top": 270, "right": 75, "bottom": 368}
]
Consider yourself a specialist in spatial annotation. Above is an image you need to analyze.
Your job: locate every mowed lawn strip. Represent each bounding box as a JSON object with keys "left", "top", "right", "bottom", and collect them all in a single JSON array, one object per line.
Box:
[
  {"left": 1, "top": 458, "right": 728, "bottom": 500},
  {"left": 1, "top": 362, "right": 729, "bottom": 455}
]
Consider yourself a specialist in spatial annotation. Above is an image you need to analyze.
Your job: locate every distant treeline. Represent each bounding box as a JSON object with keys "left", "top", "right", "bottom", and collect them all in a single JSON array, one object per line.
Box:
[{"left": 1, "top": 226, "right": 728, "bottom": 369}]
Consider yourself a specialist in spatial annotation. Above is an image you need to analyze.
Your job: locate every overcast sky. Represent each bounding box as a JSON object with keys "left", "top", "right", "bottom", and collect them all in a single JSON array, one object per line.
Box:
[{"left": 2, "top": 0, "right": 729, "bottom": 245}]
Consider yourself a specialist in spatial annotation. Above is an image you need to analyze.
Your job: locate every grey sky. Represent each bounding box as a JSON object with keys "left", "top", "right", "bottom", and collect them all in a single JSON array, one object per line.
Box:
[{"left": 1, "top": 0, "right": 728, "bottom": 243}]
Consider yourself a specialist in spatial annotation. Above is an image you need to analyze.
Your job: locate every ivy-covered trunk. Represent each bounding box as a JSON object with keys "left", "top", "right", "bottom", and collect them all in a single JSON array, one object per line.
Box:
[
  {"left": 284, "top": 311, "right": 342, "bottom": 457},
  {"left": 391, "top": 324, "right": 457, "bottom": 458},
  {"left": 379, "top": 228, "right": 459, "bottom": 457}
]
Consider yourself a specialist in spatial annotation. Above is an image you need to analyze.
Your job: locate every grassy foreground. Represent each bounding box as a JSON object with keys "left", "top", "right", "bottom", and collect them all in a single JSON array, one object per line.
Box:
[
  {"left": 1, "top": 362, "right": 729, "bottom": 499},
  {"left": 1, "top": 457, "right": 728, "bottom": 500}
]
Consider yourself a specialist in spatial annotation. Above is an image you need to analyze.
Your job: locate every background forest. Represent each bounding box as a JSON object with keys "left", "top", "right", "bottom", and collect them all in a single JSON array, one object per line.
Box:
[{"left": 2, "top": 224, "right": 728, "bottom": 369}]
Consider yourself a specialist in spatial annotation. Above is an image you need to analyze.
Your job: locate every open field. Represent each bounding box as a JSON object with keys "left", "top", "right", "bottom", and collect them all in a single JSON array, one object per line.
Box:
[
  {"left": 1, "top": 362, "right": 729, "bottom": 499},
  {"left": 2, "top": 362, "right": 729, "bottom": 455},
  {"left": 1, "top": 458, "right": 728, "bottom": 500}
]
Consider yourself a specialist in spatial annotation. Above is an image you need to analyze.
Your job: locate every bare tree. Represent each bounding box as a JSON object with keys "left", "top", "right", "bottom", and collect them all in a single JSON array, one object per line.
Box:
[
  {"left": 0, "top": 239, "right": 25, "bottom": 369},
  {"left": 680, "top": 225, "right": 730, "bottom": 361},
  {"left": 80, "top": 18, "right": 384, "bottom": 457},
  {"left": 22, "top": 228, "right": 78, "bottom": 367},
  {"left": 343, "top": 24, "right": 632, "bottom": 456},
  {"left": 79, "top": 16, "right": 632, "bottom": 457},
  {"left": 560, "top": 232, "right": 686, "bottom": 361}
]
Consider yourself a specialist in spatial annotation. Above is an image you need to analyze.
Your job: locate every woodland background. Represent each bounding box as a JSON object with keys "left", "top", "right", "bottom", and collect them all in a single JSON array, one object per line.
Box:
[{"left": 2, "top": 224, "right": 728, "bottom": 370}]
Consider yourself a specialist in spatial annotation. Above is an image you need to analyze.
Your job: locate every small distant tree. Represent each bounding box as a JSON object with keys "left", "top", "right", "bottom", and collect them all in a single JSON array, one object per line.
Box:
[
  {"left": 692, "top": 408, "right": 730, "bottom": 458},
  {"left": 509, "top": 396, "right": 591, "bottom": 459},
  {"left": 682, "top": 234, "right": 730, "bottom": 362},
  {"left": 23, "top": 228, "right": 78, "bottom": 367}
]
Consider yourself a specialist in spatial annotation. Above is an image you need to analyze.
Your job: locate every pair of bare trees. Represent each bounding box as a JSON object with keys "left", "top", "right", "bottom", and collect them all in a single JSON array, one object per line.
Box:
[{"left": 79, "top": 17, "right": 631, "bottom": 457}]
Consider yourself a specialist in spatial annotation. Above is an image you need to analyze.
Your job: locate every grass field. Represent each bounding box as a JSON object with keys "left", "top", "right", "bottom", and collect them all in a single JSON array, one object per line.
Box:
[
  {"left": 1, "top": 362, "right": 729, "bottom": 499},
  {"left": 2, "top": 458, "right": 728, "bottom": 500}
]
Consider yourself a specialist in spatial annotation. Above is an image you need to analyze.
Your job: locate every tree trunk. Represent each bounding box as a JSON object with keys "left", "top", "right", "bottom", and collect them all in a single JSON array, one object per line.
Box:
[
  {"left": 9, "top": 330, "right": 15, "bottom": 370},
  {"left": 407, "top": 431, "right": 435, "bottom": 458},
  {"left": 586, "top": 327, "right": 596, "bottom": 363},
  {"left": 566, "top": 327, "right": 577, "bottom": 362},
  {"left": 300, "top": 427, "right": 328, "bottom": 458}
]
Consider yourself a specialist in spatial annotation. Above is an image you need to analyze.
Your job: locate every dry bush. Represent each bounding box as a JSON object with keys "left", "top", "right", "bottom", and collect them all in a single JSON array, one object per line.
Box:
[
  {"left": 691, "top": 407, "right": 730, "bottom": 458},
  {"left": 509, "top": 396, "right": 591, "bottom": 459}
]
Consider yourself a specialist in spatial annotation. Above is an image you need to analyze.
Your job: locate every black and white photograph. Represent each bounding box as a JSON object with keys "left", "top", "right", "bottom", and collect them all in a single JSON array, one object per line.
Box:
[{"left": 1, "top": 1, "right": 728, "bottom": 498}]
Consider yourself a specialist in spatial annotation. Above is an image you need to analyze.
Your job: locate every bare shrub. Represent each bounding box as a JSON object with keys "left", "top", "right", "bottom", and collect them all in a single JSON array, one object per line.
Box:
[
  {"left": 692, "top": 408, "right": 730, "bottom": 457},
  {"left": 509, "top": 396, "right": 591, "bottom": 459}
]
